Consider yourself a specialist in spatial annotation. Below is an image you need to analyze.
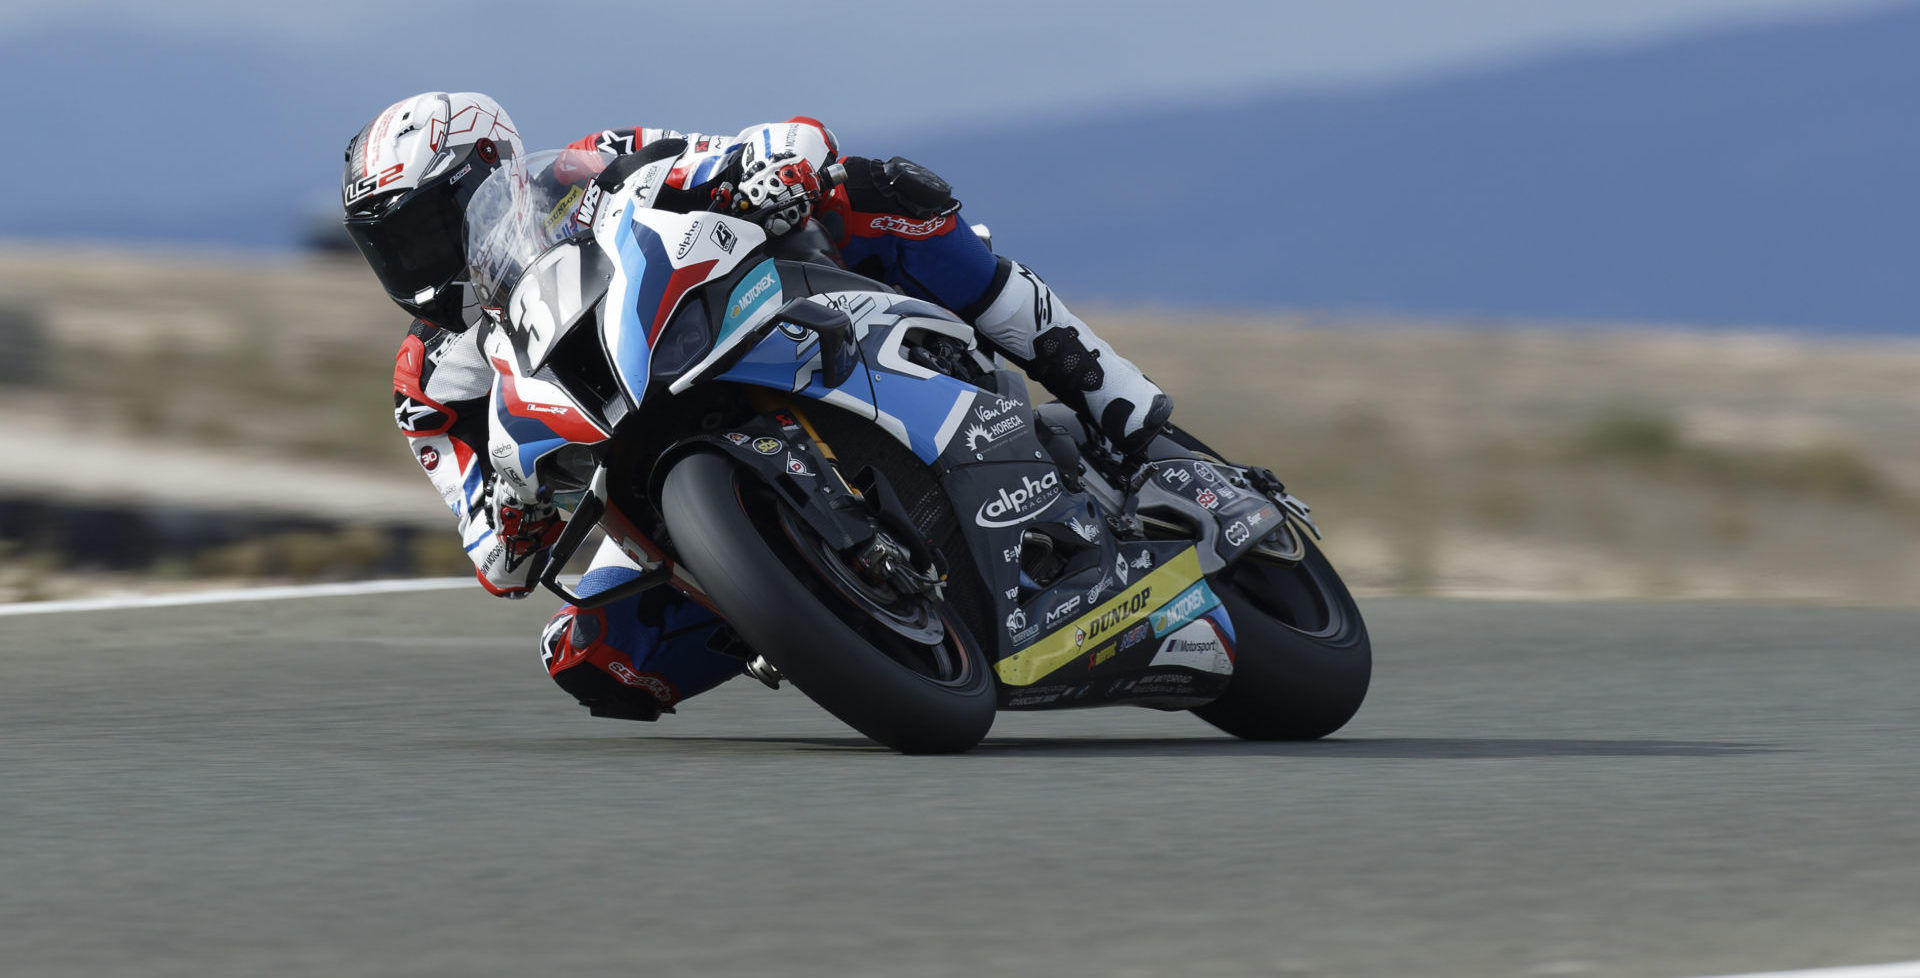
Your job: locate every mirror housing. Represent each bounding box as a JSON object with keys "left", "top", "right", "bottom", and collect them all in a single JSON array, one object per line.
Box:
[{"left": 770, "top": 297, "right": 858, "bottom": 389}]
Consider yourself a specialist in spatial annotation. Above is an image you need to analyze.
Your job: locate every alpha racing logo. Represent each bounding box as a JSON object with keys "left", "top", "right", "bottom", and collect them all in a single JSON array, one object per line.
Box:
[
  {"left": 674, "top": 221, "right": 702, "bottom": 260},
  {"left": 975, "top": 471, "right": 1063, "bottom": 528}
]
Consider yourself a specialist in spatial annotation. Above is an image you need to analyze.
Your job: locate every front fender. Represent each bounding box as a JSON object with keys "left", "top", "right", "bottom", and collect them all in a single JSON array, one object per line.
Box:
[{"left": 649, "top": 417, "right": 874, "bottom": 553}]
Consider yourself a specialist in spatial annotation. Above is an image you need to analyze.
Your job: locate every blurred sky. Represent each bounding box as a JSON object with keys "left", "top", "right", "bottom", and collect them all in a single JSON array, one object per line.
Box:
[{"left": 1, "top": 0, "right": 1901, "bottom": 146}]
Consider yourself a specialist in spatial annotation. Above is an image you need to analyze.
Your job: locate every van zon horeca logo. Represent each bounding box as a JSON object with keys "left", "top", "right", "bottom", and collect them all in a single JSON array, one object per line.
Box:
[{"left": 975, "top": 471, "right": 1063, "bottom": 527}]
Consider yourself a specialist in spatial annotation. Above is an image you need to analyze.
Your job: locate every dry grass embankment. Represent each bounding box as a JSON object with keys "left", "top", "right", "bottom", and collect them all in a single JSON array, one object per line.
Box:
[
  {"left": 3, "top": 245, "right": 1916, "bottom": 605},
  {"left": 1100, "top": 310, "right": 1920, "bottom": 604}
]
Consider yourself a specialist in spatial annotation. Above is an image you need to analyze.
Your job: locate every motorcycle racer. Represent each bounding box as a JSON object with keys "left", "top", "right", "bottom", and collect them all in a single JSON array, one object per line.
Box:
[{"left": 344, "top": 92, "right": 1172, "bottom": 723}]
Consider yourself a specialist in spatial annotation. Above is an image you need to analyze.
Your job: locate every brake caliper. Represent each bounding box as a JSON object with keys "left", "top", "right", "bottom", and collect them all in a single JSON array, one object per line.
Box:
[{"left": 854, "top": 532, "right": 946, "bottom": 601}]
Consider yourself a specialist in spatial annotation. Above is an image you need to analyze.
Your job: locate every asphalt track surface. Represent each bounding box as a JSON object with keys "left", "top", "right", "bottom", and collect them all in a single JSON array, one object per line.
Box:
[{"left": 3, "top": 589, "right": 1917, "bottom": 978}]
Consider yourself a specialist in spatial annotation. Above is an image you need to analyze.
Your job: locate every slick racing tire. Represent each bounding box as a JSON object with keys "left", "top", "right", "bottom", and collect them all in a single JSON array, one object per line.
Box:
[
  {"left": 1191, "top": 528, "right": 1371, "bottom": 741},
  {"left": 662, "top": 451, "right": 996, "bottom": 754}
]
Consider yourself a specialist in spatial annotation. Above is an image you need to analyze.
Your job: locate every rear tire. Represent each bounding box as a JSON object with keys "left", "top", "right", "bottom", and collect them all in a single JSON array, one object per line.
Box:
[
  {"left": 1191, "top": 535, "right": 1371, "bottom": 740},
  {"left": 661, "top": 451, "right": 996, "bottom": 754}
]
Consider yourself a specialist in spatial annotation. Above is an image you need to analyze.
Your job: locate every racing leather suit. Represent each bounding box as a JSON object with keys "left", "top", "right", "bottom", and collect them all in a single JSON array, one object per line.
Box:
[{"left": 392, "top": 117, "right": 1168, "bottom": 721}]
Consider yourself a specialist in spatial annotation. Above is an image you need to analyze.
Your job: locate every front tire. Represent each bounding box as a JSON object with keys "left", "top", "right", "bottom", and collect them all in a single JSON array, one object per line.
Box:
[
  {"left": 661, "top": 451, "right": 996, "bottom": 754},
  {"left": 1191, "top": 535, "right": 1371, "bottom": 740}
]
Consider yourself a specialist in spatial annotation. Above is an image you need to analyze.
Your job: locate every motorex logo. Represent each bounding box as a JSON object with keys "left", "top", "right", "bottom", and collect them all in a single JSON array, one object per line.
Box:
[
  {"left": 1150, "top": 581, "right": 1221, "bottom": 638},
  {"left": 974, "top": 471, "right": 1063, "bottom": 528},
  {"left": 722, "top": 262, "right": 781, "bottom": 332}
]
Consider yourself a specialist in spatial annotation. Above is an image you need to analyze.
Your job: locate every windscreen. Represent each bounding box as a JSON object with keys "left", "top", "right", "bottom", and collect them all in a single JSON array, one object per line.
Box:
[{"left": 464, "top": 147, "right": 614, "bottom": 305}]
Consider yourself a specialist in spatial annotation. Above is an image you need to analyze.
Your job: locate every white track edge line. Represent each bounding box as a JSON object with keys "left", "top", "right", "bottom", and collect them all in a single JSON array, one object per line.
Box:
[
  {"left": 0, "top": 578, "right": 477, "bottom": 617},
  {"left": 1684, "top": 961, "right": 1920, "bottom": 978}
]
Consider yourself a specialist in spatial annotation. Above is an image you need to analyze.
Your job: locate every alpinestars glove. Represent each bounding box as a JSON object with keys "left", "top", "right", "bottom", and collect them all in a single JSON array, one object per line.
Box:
[
  {"left": 736, "top": 154, "right": 821, "bottom": 236},
  {"left": 476, "top": 480, "right": 565, "bottom": 598}
]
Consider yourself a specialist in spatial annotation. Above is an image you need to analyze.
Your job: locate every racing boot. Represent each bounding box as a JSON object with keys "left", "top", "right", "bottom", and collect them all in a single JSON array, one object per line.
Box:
[{"left": 966, "top": 259, "right": 1171, "bottom": 455}]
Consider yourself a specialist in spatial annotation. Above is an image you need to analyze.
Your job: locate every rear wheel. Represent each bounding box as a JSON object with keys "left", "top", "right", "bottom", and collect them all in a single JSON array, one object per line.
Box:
[
  {"left": 661, "top": 451, "right": 996, "bottom": 754},
  {"left": 1192, "top": 534, "right": 1371, "bottom": 740}
]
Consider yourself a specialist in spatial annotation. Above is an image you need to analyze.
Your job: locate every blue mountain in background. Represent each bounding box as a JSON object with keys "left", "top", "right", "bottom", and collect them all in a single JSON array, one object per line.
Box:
[
  {"left": 4, "top": 3, "right": 1916, "bottom": 332},
  {"left": 898, "top": 3, "right": 1918, "bottom": 333}
]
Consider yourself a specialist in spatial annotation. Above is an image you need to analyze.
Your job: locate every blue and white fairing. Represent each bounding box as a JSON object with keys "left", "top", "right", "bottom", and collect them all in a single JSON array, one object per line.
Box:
[
  {"left": 456, "top": 146, "right": 994, "bottom": 471},
  {"left": 590, "top": 190, "right": 769, "bottom": 410},
  {"left": 477, "top": 155, "right": 781, "bottom": 504}
]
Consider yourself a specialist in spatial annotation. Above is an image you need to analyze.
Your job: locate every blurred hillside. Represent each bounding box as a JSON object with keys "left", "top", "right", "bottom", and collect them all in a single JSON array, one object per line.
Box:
[
  {"left": 2, "top": 247, "right": 1916, "bottom": 604},
  {"left": 909, "top": 1, "right": 1920, "bottom": 331},
  {"left": 0, "top": 247, "right": 451, "bottom": 600},
  {"left": 3, "top": 2, "right": 1916, "bottom": 330}
]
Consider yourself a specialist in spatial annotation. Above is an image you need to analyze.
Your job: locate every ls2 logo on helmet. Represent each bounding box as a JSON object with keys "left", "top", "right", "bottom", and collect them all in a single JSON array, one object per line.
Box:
[
  {"left": 343, "top": 163, "right": 405, "bottom": 206},
  {"left": 975, "top": 471, "right": 1063, "bottom": 528}
]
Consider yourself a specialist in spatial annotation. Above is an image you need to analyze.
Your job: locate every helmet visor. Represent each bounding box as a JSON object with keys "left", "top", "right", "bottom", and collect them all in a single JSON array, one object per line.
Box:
[{"left": 344, "top": 177, "right": 468, "bottom": 310}]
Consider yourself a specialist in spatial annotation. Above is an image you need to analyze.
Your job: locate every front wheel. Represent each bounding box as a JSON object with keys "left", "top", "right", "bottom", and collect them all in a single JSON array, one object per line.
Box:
[
  {"left": 661, "top": 451, "right": 996, "bottom": 754},
  {"left": 1191, "top": 535, "right": 1371, "bottom": 740}
]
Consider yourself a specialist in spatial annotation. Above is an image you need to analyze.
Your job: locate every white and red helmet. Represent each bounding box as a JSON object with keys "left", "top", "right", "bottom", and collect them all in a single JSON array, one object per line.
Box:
[{"left": 342, "top": 92, "right": 524, "bottom": 330}]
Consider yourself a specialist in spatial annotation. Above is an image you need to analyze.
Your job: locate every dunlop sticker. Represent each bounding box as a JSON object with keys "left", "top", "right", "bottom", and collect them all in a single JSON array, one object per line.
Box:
[{"left": 994, "top": 546, "right": 1207, "bottom": 687}]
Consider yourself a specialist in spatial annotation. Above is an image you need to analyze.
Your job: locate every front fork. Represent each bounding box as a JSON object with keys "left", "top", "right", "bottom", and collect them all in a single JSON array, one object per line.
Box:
[{"left": 640, "top": 393, "right": 946, "bottom": 600}]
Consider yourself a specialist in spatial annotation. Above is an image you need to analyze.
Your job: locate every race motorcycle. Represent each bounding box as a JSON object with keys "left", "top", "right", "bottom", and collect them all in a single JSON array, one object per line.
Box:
[{"left": 466, "top": 144, "right": 1370, "bottom": 753}]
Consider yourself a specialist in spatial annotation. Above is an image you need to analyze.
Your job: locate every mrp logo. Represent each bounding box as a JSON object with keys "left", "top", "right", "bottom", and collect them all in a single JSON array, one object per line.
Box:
[
  {"left": 1150, "top": 581, "right": 1221, "bottom": 638},
  {"left": 975, "top": 471, "right": 1063, "bottom": 528}
]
